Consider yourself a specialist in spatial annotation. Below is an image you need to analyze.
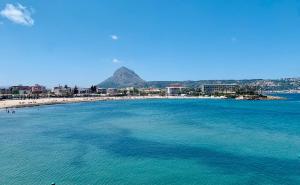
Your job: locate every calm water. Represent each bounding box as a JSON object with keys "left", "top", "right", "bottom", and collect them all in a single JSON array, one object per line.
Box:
[{"left": 1, "top": 95, "right": 300, "bottom": 185}]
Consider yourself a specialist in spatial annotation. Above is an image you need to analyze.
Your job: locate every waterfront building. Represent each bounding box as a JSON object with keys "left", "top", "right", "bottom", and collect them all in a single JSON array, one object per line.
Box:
[
  {"left": 0, "top": 88, "right": 10, "bottom": 95},
  {"left": 143, "top": 88, "right": 161, "bottom": 93},
  {"left": 0, "top": 88, "right": 5, "bottom": 95},
  {"left": 202, "top": 84, "right": 238, "bottom": 94},
  {"left": 125, "top": 87, "right": 140, "bottom": 96},
  {"left": 52, "top": 85, "right": 72, "bottom": 97},
  {"left": 166, "top": 84, "right": 186, "bottom": 96},
  {"left": 10, "top": 86, "right": 31, "bottom": 95},
  {"left": 31, "top": 84, "right": 46, "bottom": 94},
  {"left": 107, "top": 88, "right": 118, "bottom": 96},
  {"left": 78, "top": 88, "right": 92, "bottom": 95},
  {"left": 141, "top": 88, "right": 162, "bottom": 96},
  {"left": 97, "top": 88, "right": 107, "bottom": 95}
]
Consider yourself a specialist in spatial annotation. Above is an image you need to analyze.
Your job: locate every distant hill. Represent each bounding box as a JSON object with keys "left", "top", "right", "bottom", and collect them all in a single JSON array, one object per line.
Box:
[
  {"left": 145, "top": 80, "right": 261, "bottom": 88},
  {"left": 98, "top": 67, "right": 300, "bottom": 91},
  {"left": 146, "top": 78, "right": 300, "bottom": 91},
  {"left": 98, "top": 67, "right": 146, "bottom": 88}
]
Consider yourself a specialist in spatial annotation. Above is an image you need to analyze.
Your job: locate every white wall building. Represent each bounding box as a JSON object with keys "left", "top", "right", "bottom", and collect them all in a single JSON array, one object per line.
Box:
[{"left": 166, "top": 85, "right": 185, "bottom": 96}]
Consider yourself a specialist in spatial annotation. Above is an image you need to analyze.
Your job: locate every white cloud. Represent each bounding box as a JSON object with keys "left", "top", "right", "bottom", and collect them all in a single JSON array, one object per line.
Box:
[
  {"left": 112, "top": 58, "right": 121, "bottom": 63},
  {"left": 0, "top": 3, "right": 34, "bottom": 26},
  {"left": 110, "top": 34, "right": 119, "bottom": 40}
]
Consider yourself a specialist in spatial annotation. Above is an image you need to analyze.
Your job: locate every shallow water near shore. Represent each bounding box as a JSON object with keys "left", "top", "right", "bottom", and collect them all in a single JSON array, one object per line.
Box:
[{"left": 1, "top": 94, "right": 300, "bottom": 185}]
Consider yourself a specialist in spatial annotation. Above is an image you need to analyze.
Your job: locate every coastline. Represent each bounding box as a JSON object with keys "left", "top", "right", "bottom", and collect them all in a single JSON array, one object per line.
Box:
[
  {"left": 235, "top": 95, "right": 286, "bottom": 100},
  {"left": 0, "top": 96, "right": 225, "bottom": 109},
  {"left": 0, "top": 95, "right": 285, "bottom": 109}
]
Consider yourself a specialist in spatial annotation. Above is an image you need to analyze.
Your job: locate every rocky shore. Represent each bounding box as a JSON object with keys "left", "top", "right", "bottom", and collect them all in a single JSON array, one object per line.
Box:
[{"left": 235, "top": 95, "right": 286, "bottom": 100}]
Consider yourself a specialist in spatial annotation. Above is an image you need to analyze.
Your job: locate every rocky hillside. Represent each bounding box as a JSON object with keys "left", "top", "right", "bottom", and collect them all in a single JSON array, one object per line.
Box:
[{"left": 98, "top": 67, "right": 146, "bottom": 88}]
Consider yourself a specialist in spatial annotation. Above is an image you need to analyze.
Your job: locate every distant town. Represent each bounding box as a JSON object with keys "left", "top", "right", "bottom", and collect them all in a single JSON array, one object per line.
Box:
[
  {"left": 0, "top": 83, "right": 285, "bottom": 101},
  {"left": 1, "top": 67, "right": 299, "bottom": 101}
]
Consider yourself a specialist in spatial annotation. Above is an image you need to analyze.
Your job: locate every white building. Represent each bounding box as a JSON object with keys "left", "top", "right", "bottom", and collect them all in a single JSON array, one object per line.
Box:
[
  {"left": 10, "top": 86, "right": 31, "bottom": 95},
  {"left": 142, "top": 88, "right": 161, "bottom": 95},
  {"left": 53, "top": 86, "right": 72, "bottom": 96},
  {"left": 97, "top": 88, "right": 107, "bottom": 95},
  {"left": 166, "top": 85, "right": 185, "bottom": 96},
  {"left": 78, "top": 88, "right": 91, "bottom": 95}
]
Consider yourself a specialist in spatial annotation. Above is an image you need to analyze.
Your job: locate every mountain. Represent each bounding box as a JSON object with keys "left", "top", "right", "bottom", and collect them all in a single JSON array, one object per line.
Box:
[
  {"left": 98, "top": 67, "right": 146, "bottom": 88},
  {"left": 98, "top": 67, "right": 300, "bottom": 91}
]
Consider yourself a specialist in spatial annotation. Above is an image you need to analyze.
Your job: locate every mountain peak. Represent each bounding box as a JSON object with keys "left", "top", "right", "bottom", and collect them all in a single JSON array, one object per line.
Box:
[
  {"left": 114, "top": 66, "right": 134, "bottom": 75},
  {"left": 98, "top": 67, "right": 145, "bottom": 88},
  {"left": 117, "top": 66, "right": 130, "bottom": 70}
]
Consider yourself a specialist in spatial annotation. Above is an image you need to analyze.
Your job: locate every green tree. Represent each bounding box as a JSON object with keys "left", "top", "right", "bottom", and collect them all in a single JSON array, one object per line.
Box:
[
  {"left": 90, "top": 85, "right": 97, "bottom": 93},
  {"left": 73, "top": 86, "right": 79, "bottom": 94}
]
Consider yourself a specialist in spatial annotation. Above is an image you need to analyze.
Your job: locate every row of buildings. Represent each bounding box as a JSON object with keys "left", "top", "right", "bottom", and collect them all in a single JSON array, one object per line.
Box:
[
  {"left": 0, "top": 84, "right": 47, "bottom": 96},
  {"left": 0, "top": 85, "right": 161, "bottom": 98},
  {"left": 166, "top": 84, "right": 259, "bottom": 96},
  {"left": 0, "top": 84, "right": 260, "bottom": 99}
]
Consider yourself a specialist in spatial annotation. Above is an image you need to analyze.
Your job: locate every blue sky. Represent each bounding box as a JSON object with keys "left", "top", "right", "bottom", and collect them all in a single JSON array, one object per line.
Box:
[{"left": 0, "top": 0, "right": 300, "bottom": 87}]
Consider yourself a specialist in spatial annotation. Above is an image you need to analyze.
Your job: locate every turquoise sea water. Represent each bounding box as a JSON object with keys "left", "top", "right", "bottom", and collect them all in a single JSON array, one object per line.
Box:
[{"left": 1, "top": 95, "right": 300, "bottom": 185}]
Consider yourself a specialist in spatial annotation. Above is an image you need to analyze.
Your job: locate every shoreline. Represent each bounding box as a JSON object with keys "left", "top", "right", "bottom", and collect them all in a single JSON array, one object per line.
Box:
[
  {"left": 0, "top": 96, "right": 225, "bottom": 109},
  {"left": 0, "top": 95, "right": 285, "bottom": 109}
]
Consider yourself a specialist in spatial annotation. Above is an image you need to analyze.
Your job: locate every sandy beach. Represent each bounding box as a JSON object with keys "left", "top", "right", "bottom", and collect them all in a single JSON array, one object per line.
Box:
[{"left": 0, "top": 96, "right": 225, "bottom": 109}]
